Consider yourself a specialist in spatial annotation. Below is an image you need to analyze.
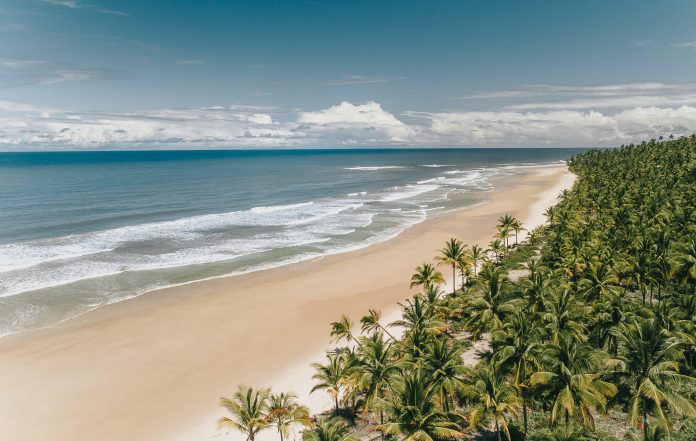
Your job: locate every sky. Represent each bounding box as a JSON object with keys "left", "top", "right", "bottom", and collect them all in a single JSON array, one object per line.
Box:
[{"left": 1, "top": 0, "right": 696, "bottom": 149}]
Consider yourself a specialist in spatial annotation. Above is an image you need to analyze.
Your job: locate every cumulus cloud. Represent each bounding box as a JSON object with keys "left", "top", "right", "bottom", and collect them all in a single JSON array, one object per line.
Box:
[
  {"left": 1, "top": 95, "right": 695, "bottom": 149},
  {"left": 0, "top": 103, "right": 298, "bottom": 149},
  {"left": 407, "top": 106, "right": 696, "bottom": 147},
  {"left": 297, "top": 101, "right": 415, "bottom": 143}
]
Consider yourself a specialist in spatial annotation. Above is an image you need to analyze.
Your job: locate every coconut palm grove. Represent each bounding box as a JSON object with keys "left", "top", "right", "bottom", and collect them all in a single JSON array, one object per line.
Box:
[{"left": 218, "top": 136, "right": 696, "bottom": 441}]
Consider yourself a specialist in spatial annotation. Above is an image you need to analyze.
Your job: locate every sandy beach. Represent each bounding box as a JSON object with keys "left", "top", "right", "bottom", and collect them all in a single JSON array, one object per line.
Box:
[{"left": 0, "top": 165, "right": 574, "bottom": 441}]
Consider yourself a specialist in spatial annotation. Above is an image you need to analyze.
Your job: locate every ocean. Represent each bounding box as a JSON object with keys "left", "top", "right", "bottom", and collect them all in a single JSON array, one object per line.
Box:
[{"left": 0, "top": 148, "right": 584, "bottom": 336}]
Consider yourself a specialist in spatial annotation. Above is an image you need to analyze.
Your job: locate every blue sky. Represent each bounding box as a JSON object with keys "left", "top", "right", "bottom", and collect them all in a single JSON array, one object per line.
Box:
[{"left": 2, "top": 0, "right": 696, "bottom": 149}]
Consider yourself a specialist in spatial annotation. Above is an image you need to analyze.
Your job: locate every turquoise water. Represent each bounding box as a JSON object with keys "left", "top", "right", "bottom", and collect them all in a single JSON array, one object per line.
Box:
[{"left": 0, "top": 148, "right": 584, "bottom": 335}]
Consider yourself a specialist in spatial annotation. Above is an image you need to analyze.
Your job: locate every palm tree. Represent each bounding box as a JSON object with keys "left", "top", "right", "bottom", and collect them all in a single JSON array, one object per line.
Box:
[
  {"left": 465, "top": 266, "right": 516, "bottom": 338},
  {"left": 360, "top": 309, "right": 396, "bottom": 340},
  {"left": 469, "top": 244, "right": 487, "bottom": 276},
  {"left": 436, "top": 238, "right": 465, "bottom": 295},
  {"left": 423, "top": 284, "right": 445, "bottom": 305},
  {"left": 579, "top": 260, "right": 620, "bottom": 302},
  {"left": 528, "top": 225, "right": 545, "bottom": 246},
  {"left": 410, "top": 263, "right": 445, "bottom": 290},
  {"left": 616, "top": 316, "right": 696, "bottom": 436},
  {"left": 302, "top": 418, "right": 358, "bottom": 441},
  {"left": 330, "top": 315, "right": 361, "bottom": 347},
  {"left": 497, "top": 214, "right": 515, "bottom": 248},
  {"left": 542, "top": 288, "right": 588, "bottom": 344},
  {"left": 464, "top": 364, "right": 521, "bottom": 441},
  {"left": 626, "top": 245, "right": 652, "bottom": 304},
  {"left": 219, "top": 385, "right": 271, "bottom": 441},
  {"left": 496, "top": 227, "right": 512, "bottom": 250},
  {"left": 511, "top": 218, "right": 525, "bottom": 246},
  {"left": 488, "top": 239, "right": 506, "bottom": 263},
  {"left": 492, "top": 310, "right": 543, "bottom": 436},
  {"left": 267, "top": 392, "right": 312, "bottom": 441},
  {"left": 672, "top": 240, "right": 696, "bottom": 289},
  {"left": 522, "top": 261, "right": 552, "bottom": 313},
  {"left": 530, "top": 336, "right": 617, "bottom": 430},
  {"left": 379, "top": 371, "right": 464, "bottom": 441},
  {"left": 589, "top": 291, "right": 624, "bottom": 355},
  {"left": 421, "top": 337, "right": 467, "bottom": 412},
  {"left": 391, "top": 295, "right": 445, "bottom": 357},
  {"left": 456, "top": 255, "right": 473, "bottom": 290},
  {"left": 311, "top": 353, "right": 350, "bottom": 414},
  {"left": 357, "top": 333, "right": 400, "bottom": 438}
]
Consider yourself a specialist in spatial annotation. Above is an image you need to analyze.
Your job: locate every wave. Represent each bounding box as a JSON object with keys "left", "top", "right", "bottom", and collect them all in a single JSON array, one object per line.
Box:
[
  {"left": 0, "top": 201, "right": 365, "bottom": 276},
  {"left": 249, "top": 202, "right": 315, "bottom": 213},
  {"left": 420, "top": 164, "right": 455, "bottom": 168},
  {"left": 380, "top": 184, "right": 440, "bottom": 202}
]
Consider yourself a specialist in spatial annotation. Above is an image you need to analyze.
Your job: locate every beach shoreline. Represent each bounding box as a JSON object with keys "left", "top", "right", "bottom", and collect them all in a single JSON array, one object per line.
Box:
[{"left": 0, "top": 165, "right": 575, "bottom": 441}]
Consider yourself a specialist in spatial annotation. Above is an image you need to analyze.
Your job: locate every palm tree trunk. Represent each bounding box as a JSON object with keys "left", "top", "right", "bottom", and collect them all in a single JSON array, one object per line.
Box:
[
  {"left": 565, "top": 409, "right": 569, "bottom": 431},
  {"left": 523, "top": 400, "right": 528, "bottom": 436},
  {"left": 658, "top": 285, "right": 662, "bottom": 305},
  {"left": 378, "top": 323, "right": 397, "bottom": 341},
  {"left": 335, "top": 395, "right": 339, "bottom": 414},
  {"left": 643, "top": 409, "right": 648, "bottom": 440},
  {"left": 452, "top": 264, "right": 456, "bottom": 295},
  {"left": 641, "top": 285, "right": 646, "bottom": 304},
  {"left": 279, "top": 428, "right": 284, "bottom": 441},
  {"left": 380, "top": 409, "right": 384, "bottom": 441},
  {"left": 496, "top": 420, "right": 502, "bottom": 441}
]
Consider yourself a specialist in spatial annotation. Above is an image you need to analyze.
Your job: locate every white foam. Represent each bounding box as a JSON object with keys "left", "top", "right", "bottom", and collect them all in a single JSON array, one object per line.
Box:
[
  {"left": 249, "top": 202, "right": 314, "bottom": 213},
  {"left": 0, "top": 201, "right": 362, "bottom": 275},
  {"left": 380, "top": 184, "right": 440, "bottom": 202},
  {"left": 344, "top": 166, "right": 408, "bottom": 171}
]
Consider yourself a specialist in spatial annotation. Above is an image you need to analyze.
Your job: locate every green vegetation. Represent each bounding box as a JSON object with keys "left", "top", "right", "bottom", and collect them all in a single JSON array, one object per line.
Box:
[{"left": 219, "top": 137, "right": 696, "bottom": 441}]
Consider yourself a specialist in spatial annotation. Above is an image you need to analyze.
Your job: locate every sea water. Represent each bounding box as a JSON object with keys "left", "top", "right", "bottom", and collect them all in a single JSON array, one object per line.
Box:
[{"left": 0, "top": 148, "right": 585, "bottom": 336}]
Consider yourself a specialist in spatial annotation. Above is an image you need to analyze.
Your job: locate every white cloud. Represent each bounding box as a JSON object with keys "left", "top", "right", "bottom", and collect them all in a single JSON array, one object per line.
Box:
[
  {"left": 408, "top": 106, "right": 696, "bottom": 147},
  {"left": 298, "top": 101, "right": 415, "bottom": 143},
  {"left": 0, "top": 103, "right": 295, "bottom": 149},
  {"left": 41, "top": 0, "right": 79, "bottom": 8},
  {"left": 1, "top": 97, "right": 695, "bottom": 150}
]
